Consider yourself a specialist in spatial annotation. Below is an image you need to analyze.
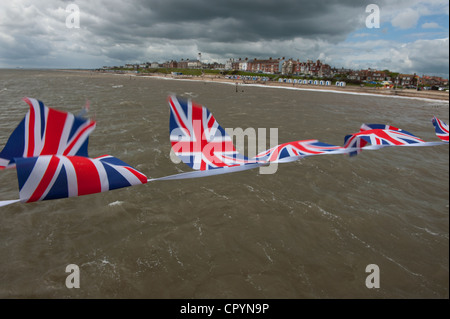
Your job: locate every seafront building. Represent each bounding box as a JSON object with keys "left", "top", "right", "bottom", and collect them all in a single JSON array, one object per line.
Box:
[{"left": 101, "top": 56, "right": 449, "bottom": 89}]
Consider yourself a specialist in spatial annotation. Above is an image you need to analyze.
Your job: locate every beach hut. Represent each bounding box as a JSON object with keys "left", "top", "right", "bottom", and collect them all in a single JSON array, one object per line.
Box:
[
  {"left": 319, "top": 80, "right": 325, "bottom": 86},
  {"left": 314, "top": 80, "right": 319, "bottom": 85},
  {"left": 308, "top": 80, "right": 313, "bottom": 85},
  {"left": 278, "top": 78, "right": 283, "bottom": 83},
  {"left": 303, "top": 80, "right": 308, "bottom": 84},
  {"left": 325, "top": 80, "right": 331, "bottom": 86}
]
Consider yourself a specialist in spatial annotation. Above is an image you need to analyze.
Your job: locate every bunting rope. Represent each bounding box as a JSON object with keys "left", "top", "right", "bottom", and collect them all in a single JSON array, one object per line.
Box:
[{"left": 0, "top": 96, "right": 448, "bottom": 207}]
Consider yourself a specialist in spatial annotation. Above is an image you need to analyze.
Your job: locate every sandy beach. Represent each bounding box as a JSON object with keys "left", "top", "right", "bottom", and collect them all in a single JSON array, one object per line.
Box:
[
  {"left": 130, "top": 72, "right": 448, "bottom": 102},
  {"left": 59, "top": 69, "right": 449, "bottom": 102}
]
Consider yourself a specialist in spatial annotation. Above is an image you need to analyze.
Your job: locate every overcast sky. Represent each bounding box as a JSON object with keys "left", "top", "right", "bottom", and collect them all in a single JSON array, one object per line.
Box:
[{"left": 0, "top": 0, "right": 448, "bottom": 78}]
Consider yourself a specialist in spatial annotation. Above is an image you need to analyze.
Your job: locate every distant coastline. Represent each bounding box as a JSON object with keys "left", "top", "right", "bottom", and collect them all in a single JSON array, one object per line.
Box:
[{"left": 58, "top": 69, "right": 450, "bottom": 103}]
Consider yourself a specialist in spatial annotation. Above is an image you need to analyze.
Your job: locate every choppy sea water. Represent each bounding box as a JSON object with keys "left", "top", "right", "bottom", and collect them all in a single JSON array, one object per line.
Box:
[{"left": 0, "top": 69, "right": 448, "bottom": 298}]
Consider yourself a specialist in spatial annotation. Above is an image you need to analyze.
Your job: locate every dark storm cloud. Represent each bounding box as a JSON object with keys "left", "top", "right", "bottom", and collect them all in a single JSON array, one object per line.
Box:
[
  {"left": 83, "top": 0, "right": 377, "bottom": 43},
  {"left": 0, "top": 0, "right": 379, "bottom": 59},
  {"left": 0, "top": 0, "right": 448, "bottom": 78}
]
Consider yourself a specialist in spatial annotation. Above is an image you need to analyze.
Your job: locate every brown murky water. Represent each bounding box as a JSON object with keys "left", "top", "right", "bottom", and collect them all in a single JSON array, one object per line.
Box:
[{"left": 0, "top": 69, "right": 448, "bottom": 298}]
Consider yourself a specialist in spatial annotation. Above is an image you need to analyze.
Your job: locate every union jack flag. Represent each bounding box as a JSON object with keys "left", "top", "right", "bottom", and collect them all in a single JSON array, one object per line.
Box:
[
  {"left": 432, "top": 116, "right": 449, "bottom": 142},
  {"left": 16, "top": 155, "right": 148, "bottom": 203},
  {"left": 0, "top": 98, "right": 96, "bottom": 169},
  {"left": 169, "top": 95, "right": 256, "bottom": 170},
  {"left": 254, "top": 140, "right": 345, "bottom": 162},
  {"left": 343, "top": 123, "right": 426, "bottom": 156}
]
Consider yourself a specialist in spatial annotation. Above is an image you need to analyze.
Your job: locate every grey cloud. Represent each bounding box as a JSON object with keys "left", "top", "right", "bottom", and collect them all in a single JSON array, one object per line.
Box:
[
  {"left": 0, "top": 35, "right": 52, "bottom": 60},
  {"left": 80, "top": 0, "right": 377, "bottom": 43},
  {"left": 60, "top": 0, "right": 378, "bottom": 62},
  {"left": 0, "top": 0, "right": 447, "bottom": 79},
  {"left": 404, "top": 38, "right": 449, "bottom": 75}
]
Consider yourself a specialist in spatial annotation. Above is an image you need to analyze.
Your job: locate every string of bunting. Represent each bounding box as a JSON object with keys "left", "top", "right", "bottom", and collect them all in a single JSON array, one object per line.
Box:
[{"left": 0, "top": 95, "right": 448, "bottom": 207}]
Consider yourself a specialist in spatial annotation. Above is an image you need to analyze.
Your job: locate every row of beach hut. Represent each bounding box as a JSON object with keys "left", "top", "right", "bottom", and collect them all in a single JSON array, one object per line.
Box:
[
  {"left": 225, "top": 75, "right": 271, "bottom": 82},
  {"left": 278, "top": 78, "right": 346, "bottom": 87}
]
